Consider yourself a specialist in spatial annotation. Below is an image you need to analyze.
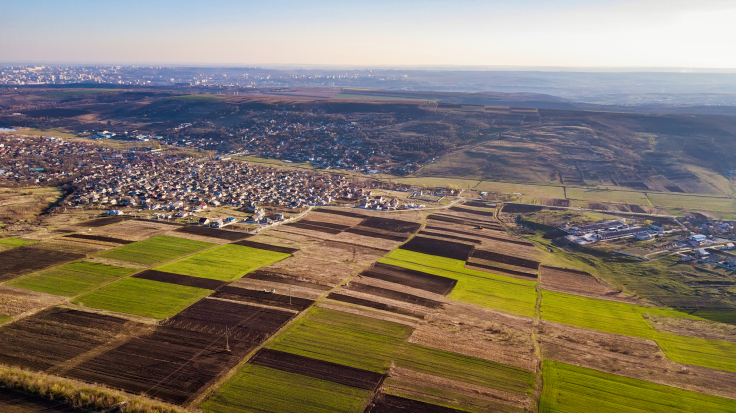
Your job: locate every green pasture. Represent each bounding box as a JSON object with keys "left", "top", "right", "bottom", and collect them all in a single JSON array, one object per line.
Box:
[
  {"left": 540, "top": 290, "right": 736, "bottom": 372},
  {"left": 0, "top": 238, "right": 35, "bottom": 248},
  {"left": 96, "top": 235, "right": 214, "bottom": 266},
  {"left": 565, "top": 187, "right": 650, "bottom": 204},
  {"left": 71, "top": 277, "right": 210, "bottom": 319},
  {"left": 539, "top": 361, "right": 736, "bottom": 413},
  {"left": 200, "top": 364, "right": 372, "bottom": 413},
  {"left": 155, "top": 244, "right": 290, "bottom": 282},
  {"left": 382, "top": 250, "right": 537, "bottom": 317},
  {"left": 7, "top": 261, "right": 136, "bottom": 296},
  {"left": 646, "top": 192, "right": 736, "bottom": 212}
]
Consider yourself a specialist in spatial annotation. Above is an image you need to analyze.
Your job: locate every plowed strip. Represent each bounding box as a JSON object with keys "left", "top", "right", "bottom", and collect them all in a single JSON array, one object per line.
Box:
[
  {"left": 424, "top": 225, "right": 533, "bottom": 246},
  {"left": 247, "top": 270, "right": 333, "bottom": 291},
  {"left": 366, "top": 393, "right": 466, "bottom": 413},
  {"left": 400, "top": 237, "right": 475, "bottom": 261},
  {"left": 296, "top": 220, "right": 352, "bottom": 230},
  {"left": 345, "top": 228, "right": 410, "bottom": 242},
  {"left": 449, "top": 206, "right": 495, "bottom": 217},
  {"left": 327, "top": 293, "right": 424, "bottom": 318},
  {"left": 174, "top": 226, "right": 252, "bottom": 241},
  {"left": 212, "top": 286, "right": 314, "bottom": 310},
  {"left": 359, "top": 217, "right": 421, "bottom": 234},
  {"left": 0, "top": 248, "right": 86, "bottom": 282},
  {"left": 232, "top": 240, "right": 299, "bottom": 254},
  {"left": 286, "top": 222, "right": 343, "bottom": 234},
  {"left": 361, "top": 263, "right": 457, "bottom": 295},
  {"left": 471, "top": 249, "right": 539, "bottom": 270},
  {"left": 347, "top": 283, "right": 443, "bottom": 309},
  {"left": 465, "top": 262, "right": 538, "bottom": 279},
  {"left": 418, "top": 230, "right": 481, "bottom": 244},
  {"left": 64, "top": 234, "right": 133, "bottom": 244},
  {"left": 133, "top": 270, "right": 227, "bottom": 290},
  {"left": 315, "top": 209, "right": 368, "bottom": 219},
  {"left": 250, "top": 348, "right": 385, "bottom": 390}
]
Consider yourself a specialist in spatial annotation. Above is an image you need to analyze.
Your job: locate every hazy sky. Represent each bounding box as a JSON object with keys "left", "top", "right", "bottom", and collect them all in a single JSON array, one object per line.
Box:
[{"left": 1, "top": 0, "right": 735, "bottom": 68}]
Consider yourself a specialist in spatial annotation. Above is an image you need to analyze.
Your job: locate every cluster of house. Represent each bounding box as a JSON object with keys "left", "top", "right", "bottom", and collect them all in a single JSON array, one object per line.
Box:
[
  {"left": 682, "top": 240, "right": 736, "bottom": 268},
  {"left": 562, "top": 220, "right": 652, "bottom": 245}
]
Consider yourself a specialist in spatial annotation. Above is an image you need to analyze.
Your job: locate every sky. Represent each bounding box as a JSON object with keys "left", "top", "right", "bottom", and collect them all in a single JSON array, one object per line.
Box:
[{"left": 1, "top": 0, "right": 735, "bottom": 68}]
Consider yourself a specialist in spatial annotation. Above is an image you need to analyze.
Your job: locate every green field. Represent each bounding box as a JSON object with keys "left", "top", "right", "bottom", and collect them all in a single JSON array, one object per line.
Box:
[
  {"left": 565, "top": 187, "right": 650, "bottom": 205},
  {"left": 0, "top": 315, "right": 10, "bottom": 325},
  {"left": 0, "top": 237, "right": 35, "bottom": 248},
  {"left": 382, "top": 250, "right": 537, "bottom": 317},
  {"left": 155, "top": 244, "right": 290, "bottom": 281},
  {"left": 540, "top": 290, "right": 736, "bottom": 372},
  {"left": 646, "top": 192, "right": 736, "bottom": 212},
  {"left": 200, "top": 364, "right": 372, "bottom": 413},
  {"left": 269, "top": 306, "right": 414, "bottom": 373},
  {"left": 96, "top": 235, "right": 214, "bottom": 266},
  {"left": 71, "top": 277, "right": 210, "bottom": 319},
  {"left": 540, "top": 361, "right": 736, "bottom": 413},
  {"left": 7, "top": 261, "right": 136, "bottom": 296}
]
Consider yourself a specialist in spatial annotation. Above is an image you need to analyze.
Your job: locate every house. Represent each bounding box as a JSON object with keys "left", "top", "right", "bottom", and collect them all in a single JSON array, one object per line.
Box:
[
  {"left": 690, "top": 234, "right": 707, "bottom": 243},
  {"left": 635, "top": 233, "right": 652, "bottom": 241},
  {"left": 697, "top": 248, "right": 710, "bottom": 258},
  {"left": 198, "top": 217, "right": 210, "bottom": 225}
]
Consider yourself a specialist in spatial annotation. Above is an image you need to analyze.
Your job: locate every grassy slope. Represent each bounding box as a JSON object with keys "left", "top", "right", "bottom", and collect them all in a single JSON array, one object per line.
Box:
[
  {"left": 540, "top": 290, "right": 736, "bottom": 372},
  {"left": 71, "top": 277, "right": 210, "bottom": 319},
  {"left": 7, "top": 261, "right": 136, "bottom": 296},
  {"left": 201, "top": 364, "right": 372, "bottom": 413},
  {"left": 96, "top": 235, "right": 214, "bottom": 266},
  {"left": 0, "top": 238, "right": 35, "bottom": 248},
  {"left": 381, "top": 250, "right": 537, "bottom": 318},
  {"left": 540, "top": 361, "right": 736, "bottom": 413},
  {"left": 155, "top": 244, "right": 290, "bottom": 281}
]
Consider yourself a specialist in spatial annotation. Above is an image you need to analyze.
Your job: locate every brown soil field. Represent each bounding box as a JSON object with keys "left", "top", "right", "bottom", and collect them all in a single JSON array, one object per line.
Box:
[
  {"left": 285, "top": 222, "right": 343, "bottom": 234},
  {"left": 249, "top": 230, "right": 322, "bottom": 249},
  {"left": 540, "top": 266, "right": 645, "bottom": 304},
  {"left": 426, "top": 214, "right": 503, "bottom": 229},
  {"left": 29, "top": 239, "right": 108, "bottom": 255},
  {"left": 425, "top": 225, "right": 534, "bottom": 247},
  {"left": 449, "top": 206, "right": 496, "bottom": 217},
  {"left": 471, "top": 250, "right": 539, "bottom": 270},
  {"left": 326, "top": 294, "right": 426, "bottom": 319},
  {"left": 465, "top": 262, "right": 538, "bottom": 279},
  {"left": 501, "top": 204, "right": 545, "bottom": 214},
  {"left": 0, "top": 247, "right": 86, "bottom": 282},
  {"left": 417, "top": 230, "right": 482, "bottom": 244},
  {"left": 250, "top": 348, "right": 385, "bottom": 390},
  {"left": 294, "top": 219, "right": 353, "bottom": 231},
  {"left": 69, "top": 300, "right": 295, "bottom": 405},
  {"left": 410, "top": 302, "right": 536, "bottom": 371},
  {"left": 88, "top": 220, "right": 174, "bottom": 241},
  {"left": 401, "top": 237, "right": 475, "bottom": 261},
  {"left": 346, "top": 283, "right": 444, "bottom": 309},
  {"left": 274, "top": 225, "right": 336, "bottom": 241},
  {"left": 263, "top": 255, "right": 359, "bottom": 286},
  {"left": 173, "top": 226, "right": 251, "bottom": 241},
  {"left": 359, "top": 217, "right": 422, "bottom": 234},
  {"left": 63, "top": 234, "right": 133, "bottom": 244},
  {"left": 71, "top": 216, "right": 130, "bottom": 228},
  {"left": 314, "top": 208, "right": 369, "bottom": 219},
  {"left": 0, "top": 388, "right": 82, "bottom": 413},
  {"left": 133, "top": 270, "right": 227, "bottom": 290},
  {"left": 231, "top": 277, "right": 325, "bottom": 300},
  {"left": 331, "top": 232, "right": 396, "bottom": 251},
  {"left": 316, "top": 301, "right": 421, "bottom": 328},
  {"left": 0, "top": 308, "right": 133, "bottom": 372},
  {"left": 463, "top": 201, "right": 497, "bottom": 208},
  {"left": 0, "top": 286, "right": 66, "bottom": 318},
  {"left": 384, "top": 368, "right": 530, "bottom": 412},
  {"left": 320, "top": 239, "right": 390, "bottom": 256},
  {"left": 538, "top": 320, "right": 736, "bottom": 400},
  {"left": 303, "top": 211, "right": 365, "bottom": 226},
  {"left": 643, "top": 314, "right": 736, "bottom": 343},
  {"left": 245, "top": 269, "right": 333, "bottom": 291},
  {"left": 365, "top": 392, "right": 466, "bottom": 413},
  {"left": 232, "top": 240, "right": 298, "bottom": 254},
  {"left": 361, "top": 263, "right": 457, "bottom": 295},
  {"left": 212, "top": 286, "right": 314, "bottom": 311},
  {"left": 344, "top": 227, "right": 410, "bottom": 242}
]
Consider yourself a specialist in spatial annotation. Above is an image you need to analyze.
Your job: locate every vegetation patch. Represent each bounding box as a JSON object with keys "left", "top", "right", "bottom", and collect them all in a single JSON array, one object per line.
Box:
[
  {"left": 200, "top": 364, "right": 372, "bottom": 413},
  {"left": 8, "top": 261, "right": 136, "bottom": 296},
  {"left": 0, "top": 238, "right": 35, "bottom": 248},
  {"left": 96, "top": 235, "right": 214, "bottom": 266},
  {"left": 0, "top": 247, "right": 86, "bottom": 283},
  {"left": 72, "top": 277, "right": 210, "bottom": 319},
  {"left": 539, "top": 361, "right": 736, "bottom": 412},
  {"left": 155, "top": 244, "right": 290, "bottom": 282}
]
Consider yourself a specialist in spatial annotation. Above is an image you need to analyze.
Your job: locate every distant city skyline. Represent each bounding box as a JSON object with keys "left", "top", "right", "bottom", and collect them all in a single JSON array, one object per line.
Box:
[{"left": 1, "top": 0, "right": 735, "bottom": 68}]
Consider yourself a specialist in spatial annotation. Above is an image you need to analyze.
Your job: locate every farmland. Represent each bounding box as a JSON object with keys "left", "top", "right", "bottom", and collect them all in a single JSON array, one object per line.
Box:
[
  {"left": 96, "top": 235, "right": 214, "bottom": 266},
  {"left": 155, "top": 244, "right": 291, "bottom": 282},
  {"left": 0, "top": 238, "right": 34, "bottom": 248},
  {"left": 539, "top": 361, "right": 736, "bottom": 413},
  {"left": 7, "top": 262, "right": 136, "bottom": 296},
  {"left": 71, "top": 277, "right": 211, "bottom": 319}
]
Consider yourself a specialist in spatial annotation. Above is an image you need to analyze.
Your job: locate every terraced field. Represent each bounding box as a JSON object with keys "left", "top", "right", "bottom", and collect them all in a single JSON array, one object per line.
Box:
[
  {"left": 540, "top": 361, "right": 736, "bottom": 413},
  {"left": 155, "top": 244, "right": 291, "bottom": 281},
  {"left": 96, "top": 235, "right": 214, "bottom": 266},
  {"left": 7, "top": 262, "right": 136, "bottom": 296},
  {"left": 71, "top": 277, "right": 211, "bottom": 319}
]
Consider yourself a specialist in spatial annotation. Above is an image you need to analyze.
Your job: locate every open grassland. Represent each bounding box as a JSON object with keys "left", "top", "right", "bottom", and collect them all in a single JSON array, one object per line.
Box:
[
  {"left": 71, "top": 277, "right": 210, "bottom": 319},
  {"left": 155, "top": 244, "right": 290, "bottom": 281},
  {"left": 382, "top": 250, "right": 537, "bottom": 317},
  {"left": 0, "top": 315, "right": 9, "bottom": 325},
  {"left": 395, "top": 345, "right": 533, "bottom": 395},
  {"left": 565, "top": 187, "right": 650, "bottom": 205},
  {"left": 201, "top": 364, "right": 372, "bottom": 413},
  {"left": 539, "top": 361, "right": 736, "bottom": 413},
  {"left": 646, "top": 192, "right": 736, "bottom": 212},
  {"left": 269, "top": 307, "right": 414, "bottom": 373},
  {"left": 96, "top": 235, "right": 214, "bottom": 266},
  {"left": 0, "top": 238, "right": 35, "bottom": 248},
  {"left": 7, "top": 261, "right": 136, "bottom": 296},
  {"left": 540, "top": 290, "right": 736, "bottom": 372}
]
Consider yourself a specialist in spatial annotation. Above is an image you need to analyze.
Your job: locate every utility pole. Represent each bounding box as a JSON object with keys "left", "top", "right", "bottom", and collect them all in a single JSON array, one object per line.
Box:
[
  {"left": 225, "top": 326, "right": 231, "bottom": 352},
  {"left": 289, "top": 283, "right": 292, "bottom": 306}
]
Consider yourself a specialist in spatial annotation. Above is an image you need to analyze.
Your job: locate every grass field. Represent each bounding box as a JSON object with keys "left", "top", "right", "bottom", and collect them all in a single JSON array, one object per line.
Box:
[
  {"left": 7, "top": 261, "right": 136, "bottom": 296},
  {"left": 0, "top": 238, "right": 35, "bottom": 248},
  {"left": 539, "top": 361, "right": 736, "bottom": 413},
  {"left": 155, "top": 244, "right": 290, "bottom": 282},
  {"left": 268, "top": 306, "right": 414, "bottom": 373},
  {"left": 96, "top": 235, "right": 214, "bottom": 266},
  {"left": 71, "top": 277, "right": 210, "bottom": 319},
  {"left": 395, "top": 345, "right": 534, "bottom": 395},
  {"left": 382, "top": 250, "right": 537, "bottom": 317},
  {"left": 565, "top": 187, "right": 650, "bottom": 204},
  {"left": 646, "top": 192, "right": 736, "bottom": 212},
  {"left": 200, "top": 364, "right": 372, "bottom": 413},
  {"left": 540, "top": 290, "right": 736, "bottom": 372},
  {"left": 0, "top": 315, "right": 9, "bottom": 325}
]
